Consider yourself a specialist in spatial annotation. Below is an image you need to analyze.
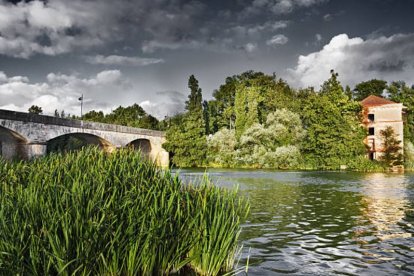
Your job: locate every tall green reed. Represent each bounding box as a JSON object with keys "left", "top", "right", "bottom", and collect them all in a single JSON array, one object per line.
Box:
[{"left": 0, "top": 147, "right": 248, "bottom": 275}]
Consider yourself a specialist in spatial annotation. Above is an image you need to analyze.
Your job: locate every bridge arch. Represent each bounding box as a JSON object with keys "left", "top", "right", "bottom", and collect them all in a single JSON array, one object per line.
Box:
[
  {"left": 0, "top": 126, "right": 28, "bottom": 160},
  {"left": 47, "top": 133, "right": 114, "bottom": 153},
  {"left": 126, "top": 138, "right": 152, "bottom": 158}
]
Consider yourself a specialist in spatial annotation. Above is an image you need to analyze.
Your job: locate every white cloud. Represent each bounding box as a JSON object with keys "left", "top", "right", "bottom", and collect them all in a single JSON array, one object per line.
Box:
[
  {"left": 247, "top": 20, "right": 289, "bottom": 36},
  {"left": 140, "top": 91, "right": 186, "bottom": 119},
  {"left": 85, "top": 55, "right": 164, "bottom": 66},
  {"left": 266, "top": 34, "right": 289, "bottom": 46},
  {"left": 0, "top": 70, "right": 126, "bottom": 115},
  {"left": 288, "top": 33, "right": 414, "bottom": 89},
  {"left": 0, "top": 70, "right": 186, "bottom": 119},
  {"left": 244, "top": 42, "right": 258, "bottom": 53},
  {"left": 243, "top": 0, "right": 329, "bottom": 16}
]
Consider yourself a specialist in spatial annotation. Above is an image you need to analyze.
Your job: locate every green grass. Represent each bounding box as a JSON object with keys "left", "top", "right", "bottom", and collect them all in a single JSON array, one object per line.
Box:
[{"left": 0, "top": 147, "right": 249, "bottom": 275}]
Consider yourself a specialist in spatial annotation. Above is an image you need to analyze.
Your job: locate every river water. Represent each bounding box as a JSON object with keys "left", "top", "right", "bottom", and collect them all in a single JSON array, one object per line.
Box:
[{"left": 178, "top": 169, "right": 414, "bottom": 276}]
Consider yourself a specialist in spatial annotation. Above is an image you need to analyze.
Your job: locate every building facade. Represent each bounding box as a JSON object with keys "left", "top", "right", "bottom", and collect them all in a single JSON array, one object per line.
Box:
[{"left": 361, "top": 95, "right": 404, "bottom": 161}]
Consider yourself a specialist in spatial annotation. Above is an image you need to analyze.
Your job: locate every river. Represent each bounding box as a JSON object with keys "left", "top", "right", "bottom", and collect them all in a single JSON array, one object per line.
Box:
[{"left": 178, "top": 169, "right": 414, "bottom": 276}]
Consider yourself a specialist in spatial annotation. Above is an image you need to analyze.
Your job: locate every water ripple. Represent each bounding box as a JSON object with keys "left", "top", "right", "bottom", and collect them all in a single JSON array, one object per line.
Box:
[{"left": 178, "top": 170, "right": 414, "bottom": 275}]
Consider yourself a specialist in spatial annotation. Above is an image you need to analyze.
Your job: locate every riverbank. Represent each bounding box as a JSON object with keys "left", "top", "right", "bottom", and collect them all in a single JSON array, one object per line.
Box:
[{"left": 0, "top": 148, "right": 249, "bottom": 275}]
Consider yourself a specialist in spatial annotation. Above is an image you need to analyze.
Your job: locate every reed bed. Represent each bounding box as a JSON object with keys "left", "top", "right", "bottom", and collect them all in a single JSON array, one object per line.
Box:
[{"left": 0, "top": 147, "right": 249, "bottom": 275}]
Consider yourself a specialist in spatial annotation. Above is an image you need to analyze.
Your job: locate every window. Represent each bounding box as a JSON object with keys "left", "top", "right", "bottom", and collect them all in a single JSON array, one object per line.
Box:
[
  {"left": 368, "top": 113, "right": 375, "bottom": 122},
  {"left": 369, "top": 127, "right": 375, "bottom": 135},
  {"left": 368, "top": 138, "right": 375, "bottom": 150},
  {"left": 369, "top": 152, "right": 375, "bottom": 160}
]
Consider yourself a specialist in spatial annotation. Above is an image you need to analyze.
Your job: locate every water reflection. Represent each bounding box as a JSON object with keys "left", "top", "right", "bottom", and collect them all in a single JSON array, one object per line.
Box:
[
  {"left": 178, "top": 170, "right": 414, "bottom": 275},
  {"left": 359, "top": 173, "right": 412, "bottom": 241}
]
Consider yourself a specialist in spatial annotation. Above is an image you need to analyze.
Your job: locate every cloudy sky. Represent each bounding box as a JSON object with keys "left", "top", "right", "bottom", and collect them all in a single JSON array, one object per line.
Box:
[{"left": 1, "top": 0, "right": 414, "bottom": 118}]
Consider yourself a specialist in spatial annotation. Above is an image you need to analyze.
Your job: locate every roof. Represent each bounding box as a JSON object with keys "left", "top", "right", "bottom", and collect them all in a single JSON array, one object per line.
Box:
[{"left": 361, "top": 95, "right": 397, "bottom": 107}]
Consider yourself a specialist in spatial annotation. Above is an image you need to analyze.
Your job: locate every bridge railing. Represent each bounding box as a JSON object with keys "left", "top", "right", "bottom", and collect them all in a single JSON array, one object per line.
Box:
[{"left": 0, "top": 109, "right": 165, "bottom": 137}]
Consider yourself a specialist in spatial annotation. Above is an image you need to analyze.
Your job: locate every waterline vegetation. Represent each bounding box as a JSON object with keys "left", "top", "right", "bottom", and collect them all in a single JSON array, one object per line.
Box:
[
  {"left": 0, "top": 148, "right": 249, "bottom": 275},
  {"left": 164, "top": 71, "right": 411, "bottom": 171}
]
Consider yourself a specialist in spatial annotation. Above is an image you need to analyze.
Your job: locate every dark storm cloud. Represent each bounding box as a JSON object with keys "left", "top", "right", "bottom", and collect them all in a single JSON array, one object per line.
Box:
[
  {"left": 0, "top": 0, "right": 307, "bottom": 58},
  {"left": 367, "top": 60, "right": 406, "bottom": 73},
  {"left": 2, "top": 0, "right": 414, "bottom": 118}
]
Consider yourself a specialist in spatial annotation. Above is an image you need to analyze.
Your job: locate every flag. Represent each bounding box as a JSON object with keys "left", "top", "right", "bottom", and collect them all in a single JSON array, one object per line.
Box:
[{"left": 78, "top": 95, "right": 83, "bottom": 101}]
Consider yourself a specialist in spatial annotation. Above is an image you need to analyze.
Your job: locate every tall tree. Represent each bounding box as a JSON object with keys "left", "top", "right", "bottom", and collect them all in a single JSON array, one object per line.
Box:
[
  {"left": 301, "top": 72, "right": 366, "bottom": 169},
  {"left": 186, "top": 75, "right": 203, "bottom": 112},
  {"left": 164, "top": 75, "right": 207, "bottom": 167},
  {"left": 28, "top": 105, "right": 43, "bottom": 115},
  {"left": 353, "top": 79, "right": 387, "bottom": 101},
  {"left": 202, "top": 100, "right": 210, "bottom": 135}
]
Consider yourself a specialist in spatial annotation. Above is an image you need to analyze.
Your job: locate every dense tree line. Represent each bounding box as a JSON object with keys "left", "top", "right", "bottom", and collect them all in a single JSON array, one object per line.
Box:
[
  {"left": 55, "top": 104, "right": 163, "bottom": 130},
  {"left": 165, "top": 71, "right": 414, "bottom": 170}
]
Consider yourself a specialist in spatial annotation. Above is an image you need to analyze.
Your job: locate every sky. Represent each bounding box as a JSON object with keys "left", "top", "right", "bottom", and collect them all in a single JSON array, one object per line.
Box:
[{"left": 1, "top": 0, "right": 414, "bottom": 119}]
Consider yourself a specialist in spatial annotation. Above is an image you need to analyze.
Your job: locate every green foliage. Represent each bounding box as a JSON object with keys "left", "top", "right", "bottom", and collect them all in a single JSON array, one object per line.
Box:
[
  {"left": 379, "top": 126, "right": 403, "bottom": 167},
  {"left": 346, "top": 156, "right": 385, "bottom": 172},
  {"left": 164, "top": 70, "right": 396, "bottom": 171},
  {"left": 28, "top": 105, "right": 43, "bottom": 114},
  {"left": 83, "top": 110, "right": 105, "bottom": 122},
  {"left": 301, "top": 72, "right": 367, "bottom": 169},
  {"left": 234, "top": 83, "right": 248, "bottom": 140},
  {"left": 0, "top": 148, "right": 248, "bottom": 275},
  {"left": 404, "top": 141, "right": 414, "bottom": 170},
  {"left": 186, "top": 75, "right": 203, "bottom": 112},
  {"left": 234, "top": 83, "right": 262, "bottom": 139},
  {"left": 353, "top": 79, "right": 387, "bottom": 101},
  {"left": 207, "top": 128, "right": 237, "bottom": 167},
  {"left": 210, "top": 71, "right": 293, "bottom": 131},
  {"left": 203, "top": 100, "right": 210, "bottom": 135},
  {"left": 387, "top": 81, "right": 414, "bottom": 143},
  {"left": 164, "top": 75, "right": 207, "bottom": 167},
  {"left": 82, "top": 104, "right": 161, "bottom": 130},
  {"left": 236, "top": 109, "right": 305, "bottom": 168}
]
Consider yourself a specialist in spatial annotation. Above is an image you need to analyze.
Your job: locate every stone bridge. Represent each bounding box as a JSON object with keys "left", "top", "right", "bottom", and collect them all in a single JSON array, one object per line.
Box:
[{"left": 0, "top": 109, "right": 169, "bottom": 167}]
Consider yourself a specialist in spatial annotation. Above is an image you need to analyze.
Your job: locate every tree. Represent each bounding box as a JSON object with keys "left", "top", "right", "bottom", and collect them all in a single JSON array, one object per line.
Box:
[
  {"left": 236, "top": 109, "right": 305, "bottom": 168},
  {"left": 209, "top": 71, "right": 281, "bottom": 131},
  {"left": 234, "top": 82, "right": 262, "bottom": 139},
  {"left": 207, "top": 128, "right": 237, "bottom": 166},
  {"left": 186, "top": 75, "right": 203, "bottom": 112},
  {"left": 379, "top": 126, "right": 403, "bottom": 167},
  {"left": 353, "top": 79, "right": 387, "bottom": 101},
  {"left": 301, "top": 72, "right": 366, "bottom": 169},
  {"left": 82, "top": 104, "right": 160, "bottom": 130},
  {"left": 28, "top": 105, "right": 43, "bottom": 114},
  {"left": 83, "top": 110, "right": 105, "bottom": 122},
  {"left": 163, "top": 75, "right": 207, "bottom": 167},
  {"left": 387, "top": 81, "right": 414, "bottom": 143},
  {"left": 202, "top": 100, "right": 210, "bottom": 135},
  {"left": 54, "top": 109, "right": 60, "bottom": 118}
]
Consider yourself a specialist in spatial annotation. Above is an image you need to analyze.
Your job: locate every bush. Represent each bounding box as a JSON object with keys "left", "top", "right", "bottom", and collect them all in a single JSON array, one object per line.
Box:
[
  {"left": 207, "top": 128, "right": 237, "bottom": 167},
  {"left": 0, "top": 148, "right": 248, "bottom": 275}
]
